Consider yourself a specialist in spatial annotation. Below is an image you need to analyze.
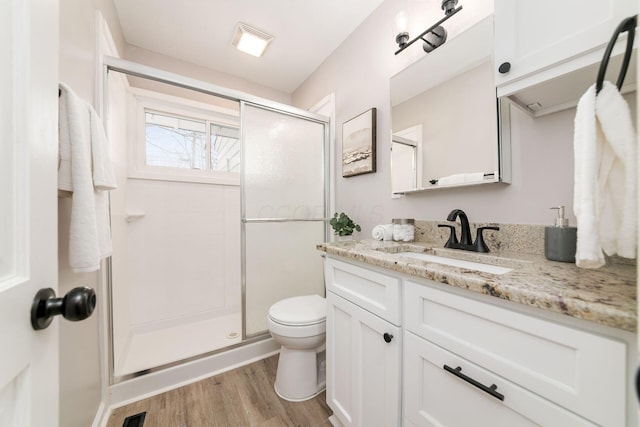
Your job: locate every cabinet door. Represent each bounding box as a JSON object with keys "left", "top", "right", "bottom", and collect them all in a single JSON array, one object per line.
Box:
[
  {"left": 495, "top": 0, "right": 637, "bottom": 91},
  {"left": 403, "top": 331, "right": 597, "bottom": 427},
  {"left": 326, "top": 291, "right": 401, "bottom": 427}
]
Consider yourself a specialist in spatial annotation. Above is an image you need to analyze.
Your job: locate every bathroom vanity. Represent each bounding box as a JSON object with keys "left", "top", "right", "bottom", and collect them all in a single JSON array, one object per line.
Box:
[{"left": 319, "top": 240, "right": 636, "bottom": 427}]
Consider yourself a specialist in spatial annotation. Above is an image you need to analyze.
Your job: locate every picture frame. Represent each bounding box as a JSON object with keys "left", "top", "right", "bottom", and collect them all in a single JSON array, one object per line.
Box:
[{"left": 342, "top": 108, "right": 376, "bottom": 177}]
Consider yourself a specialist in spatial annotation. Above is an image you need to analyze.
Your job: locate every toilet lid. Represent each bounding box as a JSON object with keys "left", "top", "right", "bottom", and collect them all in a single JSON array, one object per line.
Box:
[{"left": 268, "top": 294, "right": 326, "bottom": 326}]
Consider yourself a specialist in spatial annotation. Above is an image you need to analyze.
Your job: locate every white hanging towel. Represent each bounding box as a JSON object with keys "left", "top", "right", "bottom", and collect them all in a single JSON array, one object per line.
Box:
[
  {"left": 58, "top": 83, "right": 117, "bottom": 273},
  {"left": 573, "top": 81, "right": 637, "bottom": 269}
]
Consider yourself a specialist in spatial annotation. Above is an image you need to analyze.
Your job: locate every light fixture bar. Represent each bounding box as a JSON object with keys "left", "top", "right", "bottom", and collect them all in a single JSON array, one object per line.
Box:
[{"left": 394, "top": 5, "right": 462, "bottom": 55}]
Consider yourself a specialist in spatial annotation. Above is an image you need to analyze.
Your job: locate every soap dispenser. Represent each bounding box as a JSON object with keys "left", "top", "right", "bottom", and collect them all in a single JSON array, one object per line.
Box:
[{"left": 544, "top": 206, "right": 577, "bottom": 263}]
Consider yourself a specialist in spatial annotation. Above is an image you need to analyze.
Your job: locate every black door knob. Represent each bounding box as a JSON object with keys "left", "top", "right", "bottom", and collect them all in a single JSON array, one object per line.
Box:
[
  {"left": 31, "top": 287, "right": 96, "bottom": 330},
  {"left": 498, "top": 62, "right": 511, "bottom": 74},
  {"left": 383, "top": 333, "right": 394, "bottom": 343}
]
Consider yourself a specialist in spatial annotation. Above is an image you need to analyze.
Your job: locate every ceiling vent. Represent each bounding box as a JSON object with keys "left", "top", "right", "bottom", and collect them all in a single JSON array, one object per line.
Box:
[{"left": 232, "top": 22, "right": 273, "bottom": 58}]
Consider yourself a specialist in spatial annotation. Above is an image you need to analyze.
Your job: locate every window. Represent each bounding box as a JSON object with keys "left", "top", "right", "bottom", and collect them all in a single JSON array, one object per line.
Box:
[
  {"left": 210, "top": 124, "right": 240, "bottom": 173},
  {"left": 131, "top": 88, "right": 241, "bottom": 185},
  {"left": 144, "top": 110, "right": 240, "bottom": 173},
  {"left": 145, "top": 111, "right": 207, "bottom": 170}
]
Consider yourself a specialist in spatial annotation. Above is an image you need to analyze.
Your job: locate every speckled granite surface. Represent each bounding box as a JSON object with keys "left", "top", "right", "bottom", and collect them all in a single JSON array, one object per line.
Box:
[
  {"left": 318, "top": 239, "right": 637, "bottom": 332},
  {"left": 414, "top": 221, "right": 546, "bottom": 255}
]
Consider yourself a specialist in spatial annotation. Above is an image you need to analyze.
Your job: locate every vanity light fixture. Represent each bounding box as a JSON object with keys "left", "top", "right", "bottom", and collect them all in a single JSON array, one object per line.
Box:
[
  {"left": 232, "top": 22, "right": 273, "bottom": 58},
  {"left": 394, "top": 0, "right": 462, "bottom": 55}
]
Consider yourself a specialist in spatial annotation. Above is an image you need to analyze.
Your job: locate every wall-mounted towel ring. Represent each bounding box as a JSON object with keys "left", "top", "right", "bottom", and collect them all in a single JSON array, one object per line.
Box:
[{"left": 596, "top": 15, "right": 637, "bottom": 95}]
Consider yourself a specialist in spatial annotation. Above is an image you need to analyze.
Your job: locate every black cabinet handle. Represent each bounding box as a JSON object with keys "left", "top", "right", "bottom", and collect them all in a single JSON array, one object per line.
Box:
[
  {"left": 498, "top": 62, "right": 511, "bottom": 74},
  {"left": 383, "top": 333, "right": 393, "bottom": 343},
  {"left": 443, "top": 365, "right": 504, "bottom": 401}
]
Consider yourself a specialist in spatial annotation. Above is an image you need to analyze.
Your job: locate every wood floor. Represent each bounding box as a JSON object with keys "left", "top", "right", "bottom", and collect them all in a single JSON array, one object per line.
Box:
[{"left": 106, "top": 355, "right": 333, "bottom": 427}]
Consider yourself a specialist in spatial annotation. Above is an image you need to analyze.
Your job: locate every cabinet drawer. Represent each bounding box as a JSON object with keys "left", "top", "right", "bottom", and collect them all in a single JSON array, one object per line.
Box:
[
  {"left": 404, "top": 280, "right": 626, "bottom": 426},
  {"left": 325, "top": 257, "right": 401, "bottom": 325},
  {"left": 404, "top": 331, "right": 596, "bottom": 427}
]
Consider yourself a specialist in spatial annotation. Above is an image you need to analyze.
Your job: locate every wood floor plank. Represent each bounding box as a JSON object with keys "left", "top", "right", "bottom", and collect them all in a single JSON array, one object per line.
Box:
[{"left": 106, "top": 354, "right": 332, "bottom": 427}]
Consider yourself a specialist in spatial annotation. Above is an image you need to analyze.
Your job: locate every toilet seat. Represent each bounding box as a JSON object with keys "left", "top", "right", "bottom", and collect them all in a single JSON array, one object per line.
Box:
[{"left": 268, "top": 294, "right": 326, "bottom": 326}]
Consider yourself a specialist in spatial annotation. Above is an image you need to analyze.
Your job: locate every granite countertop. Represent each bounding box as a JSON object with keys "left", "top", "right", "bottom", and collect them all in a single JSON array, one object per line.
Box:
[{"left": 318, "top": 239, "right": 637, "bottom": 332}]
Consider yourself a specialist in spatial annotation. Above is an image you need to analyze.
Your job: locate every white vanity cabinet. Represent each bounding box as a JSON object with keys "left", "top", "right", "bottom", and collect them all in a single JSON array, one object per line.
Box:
[
  {"left": 324, "top": 255, "right": 633, "bottom": 427},
  {"left": 403, "top": 281, "right": 627, "bottom": 426},
  {"left": 494, "top": 0, "right": 637, "bottom": 97},
  {"left": 325, "top": 258, "right": 402, "bottom": 427}
]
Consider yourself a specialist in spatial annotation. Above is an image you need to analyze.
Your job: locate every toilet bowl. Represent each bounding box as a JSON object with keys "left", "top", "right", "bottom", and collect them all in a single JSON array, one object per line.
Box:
[{"left": 267, "top": 294, "right": 326, "bottom": 402}]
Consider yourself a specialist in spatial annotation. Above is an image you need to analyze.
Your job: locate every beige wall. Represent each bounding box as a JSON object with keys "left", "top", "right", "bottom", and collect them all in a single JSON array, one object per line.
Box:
[
  {"left": 392, "top": 61, "right": 497, "bottom": 186},
  {"left": 292, "top": 0, "right": 634, "bottom": 236}
]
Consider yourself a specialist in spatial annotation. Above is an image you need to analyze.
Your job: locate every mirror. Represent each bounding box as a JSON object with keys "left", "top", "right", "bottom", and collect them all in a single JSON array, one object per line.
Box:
[{"left": 390, "top": 16, "right": 511, "bottom": 194}]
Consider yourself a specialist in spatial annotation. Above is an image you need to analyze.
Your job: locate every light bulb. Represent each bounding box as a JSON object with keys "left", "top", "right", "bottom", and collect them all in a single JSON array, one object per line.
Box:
[{"left": 395, "top": 11, "right": 409, "bottom": 33}]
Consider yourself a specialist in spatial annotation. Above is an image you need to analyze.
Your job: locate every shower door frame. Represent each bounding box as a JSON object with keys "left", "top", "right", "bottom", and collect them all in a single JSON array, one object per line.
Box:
[
  {"left": 240, "top": 101, "right": 330, "bottom": 338},
  {"left": 101, "top": 56, "right": 330, "bottom": 384}
]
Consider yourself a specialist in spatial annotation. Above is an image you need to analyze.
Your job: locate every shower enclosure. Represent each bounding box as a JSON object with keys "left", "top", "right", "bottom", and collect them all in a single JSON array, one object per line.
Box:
[{"left": 103, "top": 57, "right": 328, "bottom": 381}]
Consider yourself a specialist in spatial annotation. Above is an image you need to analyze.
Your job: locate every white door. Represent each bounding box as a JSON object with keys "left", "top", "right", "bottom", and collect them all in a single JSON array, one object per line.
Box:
[{"left": 0, "top": 0, "right": 59, "bottom": 426}]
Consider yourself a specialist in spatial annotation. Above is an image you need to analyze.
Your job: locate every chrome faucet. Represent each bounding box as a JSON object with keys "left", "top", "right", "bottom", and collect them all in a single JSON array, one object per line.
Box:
[{"left": 438, "top": 209, "right": 499, "bottom": 253}]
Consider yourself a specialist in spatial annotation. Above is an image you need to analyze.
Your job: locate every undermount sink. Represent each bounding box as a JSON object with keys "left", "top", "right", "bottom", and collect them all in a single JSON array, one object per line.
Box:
[{"left": 394, "top": 252, "right": 514, "bottom": 275}]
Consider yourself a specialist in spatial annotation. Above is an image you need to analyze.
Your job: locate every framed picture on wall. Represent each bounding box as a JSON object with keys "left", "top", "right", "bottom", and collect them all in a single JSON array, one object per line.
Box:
[{"left": 342, "top": 108, "right": 376, "bottom": 177}]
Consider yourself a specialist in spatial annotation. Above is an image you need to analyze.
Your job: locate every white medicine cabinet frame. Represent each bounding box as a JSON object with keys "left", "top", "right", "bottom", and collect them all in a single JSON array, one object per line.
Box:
[{"left": 390, "top": 15, "right": 512, "bottom": 195}]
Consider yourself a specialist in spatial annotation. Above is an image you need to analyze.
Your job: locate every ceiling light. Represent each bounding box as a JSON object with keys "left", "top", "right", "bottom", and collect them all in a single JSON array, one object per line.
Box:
[{"left": 232, "top": 22, "right": 273, "bottom": 58}]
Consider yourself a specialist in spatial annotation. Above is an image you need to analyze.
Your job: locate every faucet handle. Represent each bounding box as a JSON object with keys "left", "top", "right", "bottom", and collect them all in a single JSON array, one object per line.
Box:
[
  {"left": 474, "top": 226, "right": 500, "bottom": 253},
  {"left": 438, "top": 224, "right": 459, "bottom": 248}
]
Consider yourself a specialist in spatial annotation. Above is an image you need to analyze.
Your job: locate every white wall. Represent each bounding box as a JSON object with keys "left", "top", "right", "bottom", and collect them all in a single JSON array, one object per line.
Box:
[
  {"left": 292, "top": 0, "right": 637, "bottom": 236},
  {"left": 125, "top": 45, "right": 292, "bottom": 105},
  {"left": 58, "top": 2, "right": 126, "bottom": 426},
  {"left": 58, "top": 2, "right": 290, "bottom": 425}
]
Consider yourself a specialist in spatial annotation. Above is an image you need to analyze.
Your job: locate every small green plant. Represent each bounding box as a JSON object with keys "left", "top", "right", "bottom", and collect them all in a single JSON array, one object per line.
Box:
[{"left": 329, "top": 212, "right": 361, "bottom": 236}]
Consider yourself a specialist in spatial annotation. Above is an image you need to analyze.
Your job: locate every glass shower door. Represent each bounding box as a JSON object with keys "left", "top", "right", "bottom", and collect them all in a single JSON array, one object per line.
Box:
[{"left": 242, "top": 103, "right": 328, "bottom": 336}]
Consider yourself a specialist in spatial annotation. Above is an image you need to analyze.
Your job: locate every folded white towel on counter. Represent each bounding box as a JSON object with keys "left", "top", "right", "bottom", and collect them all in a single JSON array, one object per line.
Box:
[
  {"left": 371, "top": 224, "right": 394, "bottom": 241},
  {"left": 573, "top": 81, "right": 637, "bottom": 269},
  {"left": 382, "top": 224, "right": 394, "bottom": 241},
  {"left": 59, "top": 82, "right": 117, "bottom": 273},
  {"left": 371, "top": 225, "right": 385, "bottom": 240}
]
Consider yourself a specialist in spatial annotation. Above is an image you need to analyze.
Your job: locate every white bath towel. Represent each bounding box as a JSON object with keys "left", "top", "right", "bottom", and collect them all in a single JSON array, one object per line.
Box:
[
  {"left": 371, "top": 225, "right": 385, "bottom": 240},
  {"left": 59, "top": 83, "right": 117, "bottom": 273},
  {"left": 573, "top": 81, "right": 637, "bottom": 268}
]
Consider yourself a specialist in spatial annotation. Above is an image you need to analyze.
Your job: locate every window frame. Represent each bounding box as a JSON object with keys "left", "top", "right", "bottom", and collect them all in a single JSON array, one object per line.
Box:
[{"left": 129, "top": 87, "right": 241, "bottom": 186}]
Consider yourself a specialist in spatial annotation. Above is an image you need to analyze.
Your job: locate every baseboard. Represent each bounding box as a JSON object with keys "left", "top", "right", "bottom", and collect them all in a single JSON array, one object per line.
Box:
[
  {"left": 328, "top": 415, "right": 344, "bottom": 427},
  {"left": 108, "top": 337, "right": 279, "bottom": 410},
  {"left": 91, "top": 401, "right": 110, "bottom": 427}
]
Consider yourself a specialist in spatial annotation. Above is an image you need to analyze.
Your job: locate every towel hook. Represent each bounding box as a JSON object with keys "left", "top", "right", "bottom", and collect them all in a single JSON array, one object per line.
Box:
[{"left": 596, "top": 15, "right": 637, "bottom": 95}]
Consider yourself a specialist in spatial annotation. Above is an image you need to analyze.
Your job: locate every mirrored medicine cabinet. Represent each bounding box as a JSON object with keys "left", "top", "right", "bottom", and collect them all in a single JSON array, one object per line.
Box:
[{"left": 390, "top": 15, "right": 512, "bottom": 195}]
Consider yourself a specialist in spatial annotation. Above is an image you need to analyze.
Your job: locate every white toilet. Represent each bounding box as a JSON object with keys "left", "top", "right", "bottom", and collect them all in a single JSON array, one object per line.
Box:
[{"left": 267, "top": 294, "right": 327, "bottom": 402}]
